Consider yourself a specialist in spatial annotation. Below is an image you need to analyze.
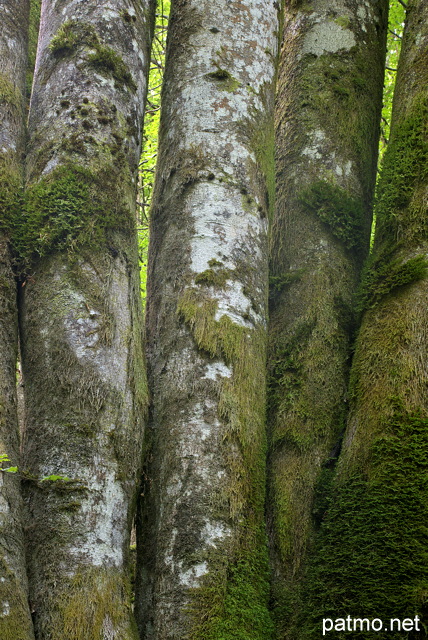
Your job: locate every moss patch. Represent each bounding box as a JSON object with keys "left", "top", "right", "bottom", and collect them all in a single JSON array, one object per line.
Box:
[
  {"left": 374, "top": 94, "right": 428, "bottom": 247},
  {"left": 176, "top": 289, "right": 273, "bottom": 639},
  {"left": 0, "top": 560, "right": 34, "bottom": 640},
  {"left": 269, "top": 269, "right": 305, "bottom": 298},
  {"left": 35, "top": 567, "right": 138, "bottom": 639},
  {"left": 0, "top": 73, "right": 22, "bottom": 109},
  {"left": 358, "top": 253, "right": 428, "bottom": 311},
  {"left": 49, "top": 20, "right": 136, "bottom": 91},
  {"left": 0, "top": 156, "right": 23, "bottom": 240},
  {"left": 27, "top": 0, "right": 41, "bottom": 98},
  {"left": 194, "top": 260, "right": 234, "bottom": 288},
  {"left": 88, "top": 47, "right": 137, "bottom": 92},
  {"left": 298, "top": 179, "right": 365, "bottom": 251},
  {"left": 295, "top": 410, "right": 428, "bottom": 639},
  {"left": 13, "top": 163, "right": 135, "bottom": 270},
  {"left": 205, "top": 68, "right": 240, "bottom": 92}
]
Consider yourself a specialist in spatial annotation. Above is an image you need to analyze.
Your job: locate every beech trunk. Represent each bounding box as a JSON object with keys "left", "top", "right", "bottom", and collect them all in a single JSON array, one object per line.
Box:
[
  {"left": 136, "top": 1, "right": 279, "bottom": 638},
  {"left": 295, "top": 1, "right": 428, "bottom": 635},
  {"left": 20, "top": 0, "right": 155, "bottom": 637},
  {"left": 268, "top": 0, "right": 387, "bottom": 632}
]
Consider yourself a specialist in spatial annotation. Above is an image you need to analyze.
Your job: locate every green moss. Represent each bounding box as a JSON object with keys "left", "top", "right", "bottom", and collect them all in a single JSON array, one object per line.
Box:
[
  {"left": 27, "top": 0, "right": 41, "bottom": 98},
  {"left": 49, "top": 20, "right": 98, "bottom": 55},
  {"left": 334, "top": 16, "right": 351, "bottom": 29},
  {"left": 269, "top": 269, "right": 305, "bottom": 296},
  {"left": 295, "top": 410, "right": 428, "bottom": 639},
  {"left": 298, "top": 179, "right": 365, "bottom": 251},
  {"left": 295, "top": 44, "right": 384, "bottom": 213},
  {"left": 195, "top": 263, "right": 233, "bottom": 288},
  {"left": 88, "top": 47, "right": 137, "bottom": 92},
  {"left": 0, "top": 156, "right": 23, "bottom": 240},
  {"left": 267, "top": 320, "right": 313, "bottom": 442},
  {"left": 250, "top": 109, "right": 276, "bottom": 220},
  {"left": 205, "top": 68, "right": 240, "bottom": 92},
  {"left": 13, "top": 163, "right": 135, "bottom": 270},
  {"left": 187, "top": 542, "right": 273, "bottom": 640},
  {"left": 0, "top": 73, "right": 22, "bottom": 108},
  {"left": 49, "top": 20, "right": 136, "bottom": 91},
  {"left": 374, "top": 95, "right": 428, "bottom": 246},
  {"left": 50, "top": 21, "right": 77, "bottom": 54},
  {"left": 358, "top": 253, "right": 428, "bottom": 310},
  {"left": 37, "top": 567, "right": 138, "bottom": 639},
  {"left": 176, "top": 289, "right": 273, "bottom": 639},
  {"left": 0, "top": 560, "right": 34, "bottom": 640}
]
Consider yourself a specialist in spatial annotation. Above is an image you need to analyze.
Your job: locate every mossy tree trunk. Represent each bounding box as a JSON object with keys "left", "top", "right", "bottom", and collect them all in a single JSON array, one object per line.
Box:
[
  {"left": 135, "top": 1, "right": 278, "bottom": 638},
  {"left": 0, "top": 0, "right": 35, "bottom": 638},
  {"left": 294, "top": 2, "right": 428, "bottom": 636},
  {"left": 19, "top": 0, "right": 155, "bottom": 637},
  {"left": 267, "top": 0, "right": 388, "bottom": 632}
]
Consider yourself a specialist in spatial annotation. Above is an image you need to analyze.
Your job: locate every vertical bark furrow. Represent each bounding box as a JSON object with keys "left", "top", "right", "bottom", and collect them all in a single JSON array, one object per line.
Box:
[
  {"left": 136, "top": 1, "right": 279, "bottom": 638},
  {"left": 20, "top": 0, "right": 155, "bottom": 637},
  {"left": 0, "top": 0, "right": 34, "bottom": 637},
  {"left": 268, "top": 0, "right": 388, "bottom": 632},
  {"left": 294, "top": 1, "right": 428, "bottom": 636}
]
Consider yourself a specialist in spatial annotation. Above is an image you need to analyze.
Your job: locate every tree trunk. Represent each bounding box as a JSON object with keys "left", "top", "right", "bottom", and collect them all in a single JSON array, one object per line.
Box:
[
  {"left": 267, "top": 0, "right": 387, "bottom": 631},
  {"left": 295, "top": 1, "right": 428, "bottom": 635},
  {"left": 0, "top": 0, "right": 34, "bottom": 637},
  {"left": 135, "top": 1, "right": 278, "bottom": 638},
  {"left": 19, "top": 1, "right": 155, "bottom": 637}
]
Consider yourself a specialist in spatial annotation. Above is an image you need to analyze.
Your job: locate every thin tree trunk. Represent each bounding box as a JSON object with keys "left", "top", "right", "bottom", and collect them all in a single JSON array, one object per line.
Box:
[
  {"left": 136, "top": 1, "right": 279, "bottom": 638},
  {"left": 267, "top": 0, "right": 387, "bottom": 632},
  {"left": 296, "top": 1, "right": 427, "bottom": 633},
  {"left": 0, "top": 0, "right": 34, "bottom": 637},
  {"left": 19, "top": 1, "right": 155, "bottom": 637}
]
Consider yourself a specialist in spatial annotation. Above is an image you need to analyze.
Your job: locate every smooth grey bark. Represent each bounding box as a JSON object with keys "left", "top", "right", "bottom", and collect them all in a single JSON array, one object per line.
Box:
[
  {"left": 136, "top": 1, "right": 279, "bottom": 638},
  {"left": 20, "top": 0, "right": 155, "bottom": 637},
  {"left": 0, "top": 0, "right": 34, "bottom": 637},
  {"left": 267, "top": 0, "right": 387, "bottom": 630}
]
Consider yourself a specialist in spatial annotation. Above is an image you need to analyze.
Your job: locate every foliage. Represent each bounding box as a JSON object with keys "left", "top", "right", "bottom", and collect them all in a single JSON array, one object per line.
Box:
[
  {"left": 137, "top": 0, "right": 170, "bottom": 299},
  {"left": 380, "top": 0, "right": 405, "bottom": 153},
  {"left": 0, "top": 454, "right": 18, "bottom": 474}
]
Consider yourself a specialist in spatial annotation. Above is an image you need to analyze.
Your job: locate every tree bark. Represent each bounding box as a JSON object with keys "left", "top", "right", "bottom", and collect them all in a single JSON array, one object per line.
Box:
[
  {"left": 267, "top": 0, "right": 387, "bottom": 632},
  {"left": 296, "top": 1, "right": 427, "bottom": 634},
  {"left": 135, "top": 1, "right": 279, "bottom": 638},
  {"left": 19, "top": 1, "right": 155, "bottom": 637},
  {"left": 0, "top": 0, "right": 34, "bottom": 637}
]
